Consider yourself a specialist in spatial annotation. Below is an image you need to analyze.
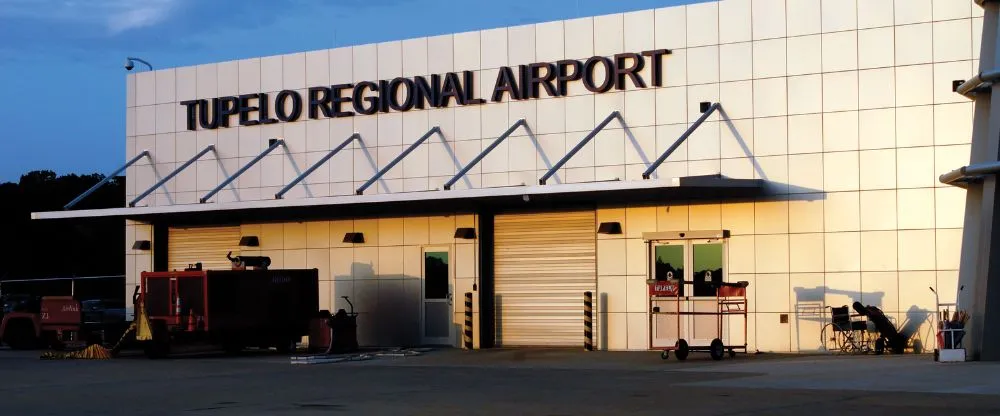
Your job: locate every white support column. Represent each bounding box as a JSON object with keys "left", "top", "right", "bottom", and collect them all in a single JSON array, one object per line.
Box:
[{"left": 958, "top": 1, "right": 1000, "bottom": 361}]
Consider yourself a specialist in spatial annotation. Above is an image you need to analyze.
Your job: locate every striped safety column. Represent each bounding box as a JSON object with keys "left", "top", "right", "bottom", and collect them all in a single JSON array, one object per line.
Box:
[
  {"left": 464, "top": 292, "right": 474, "bottom": 350},
  {"left": 584, "top": 291, "right": 594, "bottom": 351}
]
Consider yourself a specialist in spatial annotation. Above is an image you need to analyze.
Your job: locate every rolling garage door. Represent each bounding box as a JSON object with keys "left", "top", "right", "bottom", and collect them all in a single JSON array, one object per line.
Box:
[
  {"left": 168, "top": 226, "right": 240, "bottom": 271},
  {"left": 494, "top": 211, "right": 596, "bottom": 346}
]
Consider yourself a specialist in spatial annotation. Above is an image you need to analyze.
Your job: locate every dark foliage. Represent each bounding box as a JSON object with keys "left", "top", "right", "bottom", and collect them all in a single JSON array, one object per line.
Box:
[{"left": 0, "top": 170, "right": 124, "bottom": 281}]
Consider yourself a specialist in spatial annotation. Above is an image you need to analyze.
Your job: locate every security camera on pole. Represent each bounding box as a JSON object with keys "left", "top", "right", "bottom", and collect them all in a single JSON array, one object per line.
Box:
[{"left": 124, "top": 57, "right": 153, "bottom": 72}]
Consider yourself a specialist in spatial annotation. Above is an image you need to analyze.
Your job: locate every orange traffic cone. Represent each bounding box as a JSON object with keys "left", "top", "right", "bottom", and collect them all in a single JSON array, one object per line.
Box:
[{"left": 188, "top": 310, "right": 196, "bottom": 331}]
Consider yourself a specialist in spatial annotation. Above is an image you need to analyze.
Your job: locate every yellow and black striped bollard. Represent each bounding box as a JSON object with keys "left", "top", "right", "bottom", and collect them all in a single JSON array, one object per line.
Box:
[
  {"left": 584, "top": 291, "right": 593, "bottom": 351},
  {"left": 464, "top": 292, "right": 474, "bottom": 350}
]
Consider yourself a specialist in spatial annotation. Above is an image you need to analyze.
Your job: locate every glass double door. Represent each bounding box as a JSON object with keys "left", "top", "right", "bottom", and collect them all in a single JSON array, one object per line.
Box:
[{"left": 650, "top": 238, "right": 726, "bottom": 348}]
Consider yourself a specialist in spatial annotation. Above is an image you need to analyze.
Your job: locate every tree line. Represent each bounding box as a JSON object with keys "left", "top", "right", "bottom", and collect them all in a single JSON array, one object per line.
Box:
[{"left": 0, "top": 170, "right": 124, "bottom": 282}]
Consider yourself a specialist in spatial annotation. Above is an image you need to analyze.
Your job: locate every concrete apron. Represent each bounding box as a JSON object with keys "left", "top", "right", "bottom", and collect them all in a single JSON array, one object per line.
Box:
[{"left": 675, "top": 354, "right": 1000, "bottom": 395}]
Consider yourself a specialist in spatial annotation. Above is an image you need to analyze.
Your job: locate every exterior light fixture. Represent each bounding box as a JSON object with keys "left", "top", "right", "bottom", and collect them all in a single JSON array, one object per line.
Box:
[
  {"left": 343, "top": 232, "right": 365, "bottom": 243},
  {"left": 454, "top": 228, "right": 477, "bottom": 239},
  {"left": 597, "top": 222, "right": 622, "bottom": 235},
  {"left": 132, "top": 240, "right": 151, "bottom": 250},
  {"left": 239, "top": 236, "right": 260, "bottom": 247},
  {"left": 124, "top": 57, "right": 153, "bottom": 71}
]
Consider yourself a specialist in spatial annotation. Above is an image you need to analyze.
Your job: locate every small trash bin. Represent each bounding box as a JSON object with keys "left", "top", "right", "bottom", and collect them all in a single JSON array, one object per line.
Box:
[{"left": 308, "top": 310, "right": 333, "bottom": 353}]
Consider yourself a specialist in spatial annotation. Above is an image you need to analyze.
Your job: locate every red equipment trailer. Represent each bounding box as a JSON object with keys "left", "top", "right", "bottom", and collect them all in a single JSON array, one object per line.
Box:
[{"left": 138, "top": 268, "right": 319, "bottom": 358}]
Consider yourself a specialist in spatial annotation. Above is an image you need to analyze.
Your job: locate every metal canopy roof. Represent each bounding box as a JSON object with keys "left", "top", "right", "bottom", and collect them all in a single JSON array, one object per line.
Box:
[{"left": 33, "top": 175, "right": 765, "bottom": 226}]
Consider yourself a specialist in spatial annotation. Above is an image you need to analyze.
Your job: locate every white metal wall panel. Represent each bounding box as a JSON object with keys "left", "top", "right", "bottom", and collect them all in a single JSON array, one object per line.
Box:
[
  {"left": 167, "top": 226, "right": 240, "bottom": 271},
  {"left": 494, "top": 211, "right": 596, "bottom": 346}
]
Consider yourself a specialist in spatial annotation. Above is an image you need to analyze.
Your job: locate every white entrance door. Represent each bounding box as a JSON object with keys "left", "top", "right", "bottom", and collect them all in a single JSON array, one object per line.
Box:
[
  {"left": 649, "top": 237, "right": 729, "bottom": 349},
  {"left": 421, "top": 247, "right": 453, "bottom": 345},
  {"left": 651, "top": 240, "right": 687, "bottom": 348}
]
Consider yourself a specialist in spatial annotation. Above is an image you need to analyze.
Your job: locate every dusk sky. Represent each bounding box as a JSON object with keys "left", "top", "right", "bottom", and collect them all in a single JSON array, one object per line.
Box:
[{"left": 0, "top": 0, "right": 696, "bottom": 182}]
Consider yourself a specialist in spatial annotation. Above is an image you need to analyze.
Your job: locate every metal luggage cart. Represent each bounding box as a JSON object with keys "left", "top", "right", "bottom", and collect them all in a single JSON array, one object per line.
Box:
[
  {"left": 649, "top": 278, "right": 748, "bottom": 361},
  {"left": 930, "top": 285, "right": 967, "bottom": 362}
]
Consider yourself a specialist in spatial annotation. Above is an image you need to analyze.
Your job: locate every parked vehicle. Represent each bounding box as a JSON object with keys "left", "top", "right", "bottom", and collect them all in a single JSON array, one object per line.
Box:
[
  {"left": 80, "top": 298, "right": 130, "bottom": 346},
  {"left": 1, "top": 296, "right": 85, "bottom": 350}
]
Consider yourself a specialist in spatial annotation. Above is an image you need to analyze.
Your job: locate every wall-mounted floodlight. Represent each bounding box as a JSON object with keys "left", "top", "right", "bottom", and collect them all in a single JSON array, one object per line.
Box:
[
  {"left": 597, "top": 222, "right": 623, "bottom": 235},
  {"left": 132, "top": 240, "right": 152, "bottom": 251},
  {"left": 238, "top": 236, "right": 260, "bottom": 247},
  {"left": 343, "top": 232, "right": 365, "bottom": 244},
  {"left": 454, "top": 228, "right": 477, "bottom": 239}
]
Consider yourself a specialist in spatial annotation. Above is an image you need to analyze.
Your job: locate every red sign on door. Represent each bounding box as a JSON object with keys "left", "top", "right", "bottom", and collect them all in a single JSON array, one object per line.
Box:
[{"left": 649, "top": 280, "right": 680, "bottom": 297}]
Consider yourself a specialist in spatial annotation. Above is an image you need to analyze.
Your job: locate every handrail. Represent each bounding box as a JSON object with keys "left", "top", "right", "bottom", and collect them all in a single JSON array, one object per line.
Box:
[
  {"left": 276, "top": 133, "right": 360, "bottom": 199},
  {"left": 642, "top": 103, "right": 721, "bottom": 179},
  {"left": 539, "top": 111, "right": 620, "bottom": 185},
  {"left": 444, "top": 119, "right": 527, "bottom": 190},
  {"left": 65, "top": 150, "right": 150, "bottom": 210},
  {"left": 130, "top": 145, "right": 215, "bottom": 207},
  {"left": 200, "top": 139, "right": 285, "bottom": 203},
  {"left": 356, "top": 127, "right": 441, "bottom": 195}
]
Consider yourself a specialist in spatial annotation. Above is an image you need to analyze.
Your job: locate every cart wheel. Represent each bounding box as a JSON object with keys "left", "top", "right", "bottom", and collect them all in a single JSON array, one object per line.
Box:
[
  {"left": 709, "top": 339, "right": 725, "bottom": 361},
  {"left": 660, "top": 350, "right": 669, "bottom": 360},
  {"left": 675, "top": 339, "right": 689, "bottom": 361},
  {"left": 728, "top": 348, "right": 736, "bottom": 358},
  {"left": 874, "top": 338, "right": 885, "bottom": 355}
]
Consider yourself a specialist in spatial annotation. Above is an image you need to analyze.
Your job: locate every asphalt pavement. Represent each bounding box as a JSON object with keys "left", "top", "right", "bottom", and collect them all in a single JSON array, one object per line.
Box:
[{"left": 1, "top": 347, "right": 998, "bottom": 415}]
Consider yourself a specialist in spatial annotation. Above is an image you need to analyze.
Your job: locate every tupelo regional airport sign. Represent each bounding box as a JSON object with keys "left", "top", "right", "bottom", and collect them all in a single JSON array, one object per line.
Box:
[{"left": 179, "top": 49, "right": 670, "bottom": 131}]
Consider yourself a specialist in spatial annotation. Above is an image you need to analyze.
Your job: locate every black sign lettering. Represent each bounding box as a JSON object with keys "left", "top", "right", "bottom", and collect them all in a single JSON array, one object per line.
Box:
[
  {"left": 217, "top": 96, "right": 239, "bottom": 127},
  {"left": 180, "top": 100, "right": 199, "bottom": 130},
  {"left": 388, "top": 78, "right": 415, "bottom": 111},
  {"left": 238, "top": 94, "right": 261, "bottom": 126},
  {"left": 258, "top": 93, "right": 279, "bottom": 124},
  {"left": 440, "top": 72, "right": 465, "bottom": 106},
  {"left": 555, "top": 60, "right": 583, "bottom": 96},
  {"left": 330, "top": 84, "right": 354, "bottom": 117},
  {"left": 353, "top": 82, "right": 378, "bottom": 115},
  {"left": 199, "top": 98, "right": 218, "bottom": 129},
  {"left": 642, "top": 49, "right": 670, "bottom": 87},
  {"left": 529, "top": 62, "right": 559, "bottom": 98},
  {"left": 614, "top": 53, "right": 646, "bottom": 90},
  {"left": 492, "top": 66, "right": 521, "bottom": 101},
  {"left": 378, "top": 80, "right": 391, "bottom": 113},
  {"left": 464, "top": 71, "right": 485, "bottom": 105},
  {"left": 308, "top": 87, "right": 334, "bottom": 119},
  {"left": 413, "top": 75, "right": 441, "bottom": 109},
  {"left": 274, "top": 90, "right": 302, "bottom": 122},
  {"left": 583, "top": 56, "right": 614, "bottom": 93},
  {"left": 180, "top": 49, "right": 670, "bottom": 130}
]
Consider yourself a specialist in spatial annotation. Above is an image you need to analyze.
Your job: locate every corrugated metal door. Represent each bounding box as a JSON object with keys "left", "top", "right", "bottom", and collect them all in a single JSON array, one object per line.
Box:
[
  {"left": 167, "top": 226, "right": 240, "bottom": 271},
  {"left": 494, "top": 211, "right": 596, "bottom": 346}
]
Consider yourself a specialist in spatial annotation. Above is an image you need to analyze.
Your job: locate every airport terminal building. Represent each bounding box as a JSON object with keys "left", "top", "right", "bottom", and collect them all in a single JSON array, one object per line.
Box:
[{"left": 36, "top": 0, "right": 982, "bottom": 352}]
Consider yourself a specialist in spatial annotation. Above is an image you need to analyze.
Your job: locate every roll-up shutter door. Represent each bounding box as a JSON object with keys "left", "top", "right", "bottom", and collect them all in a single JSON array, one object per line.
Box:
[
  {"left": 494, "top": 211, "right": 596, "bottom": 346},
  {"left": 167, "top": 226, "right": 240, "bottom": 271}
]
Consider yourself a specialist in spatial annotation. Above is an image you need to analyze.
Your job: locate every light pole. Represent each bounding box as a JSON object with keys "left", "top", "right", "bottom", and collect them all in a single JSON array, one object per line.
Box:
[{"left": 124, "top": 57, "right": 153, "bottom": 71}]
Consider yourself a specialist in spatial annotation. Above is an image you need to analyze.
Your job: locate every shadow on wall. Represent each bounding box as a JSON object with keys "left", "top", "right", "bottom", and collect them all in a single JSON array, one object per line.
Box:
[
  {"left": 335, "top": 262, "right": 422, "bottom": 348},
  {"left": 793, "top": 286, "right": 931, "bottom": 353},
  {"left": 333, "top": 261, "right": 466, "bottom": 349},
  {"left": 897, "top": 305, "right": 932, "bottom": 354},
  {"left": 793, "top": 286, "right": 882, "bottom": 352}
]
